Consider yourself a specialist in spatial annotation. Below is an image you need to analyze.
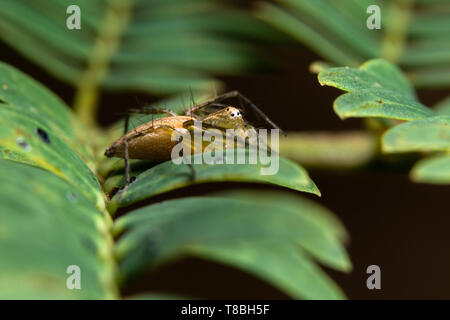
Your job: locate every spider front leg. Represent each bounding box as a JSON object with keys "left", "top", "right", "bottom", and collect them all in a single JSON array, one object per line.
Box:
[
  {"left": 171, "top": 125, "right": 196, "bottom": 182},
  {"left": 180, "top": 135, "right": 196, "bottom": 182},
  {"left": 186, "top": 90, "right": 284, "bottom": 135},
  {"left": 117, "top": 138, "right": 136, "bottom": 200},
  {"left": 226, "top": 91, "right": 284, "bottom": 135}
]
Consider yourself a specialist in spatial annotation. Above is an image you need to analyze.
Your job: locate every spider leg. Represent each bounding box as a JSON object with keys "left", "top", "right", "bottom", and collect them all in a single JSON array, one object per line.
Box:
[
  {"left": 228, "top": 91, "right": 285, "bottom": 135},
  {"left": 209, "top": 103, "right": 229, "bottom": 108},
  {"left": 118, "top": 139, "right": 135, "bottom": 201},
  {"left": 124, "top": 114, "right": 131, "bottom": 135},
  {"left": 183, "top": 120, "right": 249, "bottom": 153},
  {"left": 186, "top": 163, "right": 195, "bottom": 181},
  {"left": 185, "top": 91, "right": 242, "bottom": 115},
  {"left": 173, "top": 127, "right": 196, "bottom": 181},
  {"left": 127, "top": 107, "right": 177, "bottom": 117},
  {"left": 189, "top": 87, "right": 197, "bottom": 110},
  {"left": 123, "top": 139, "right": 131, "bottom": 185},
  {"left": 185, "top": 91, "right": 284, "bottom": 135}
]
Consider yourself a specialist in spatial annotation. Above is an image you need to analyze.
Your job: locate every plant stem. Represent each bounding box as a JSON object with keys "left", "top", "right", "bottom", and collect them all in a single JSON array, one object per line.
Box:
[
  {"left": 380, "top": 0, "right": 414, "bottom": 63},
  {"left": 73, "top": 0, "right": 133, "bottom": 129}
]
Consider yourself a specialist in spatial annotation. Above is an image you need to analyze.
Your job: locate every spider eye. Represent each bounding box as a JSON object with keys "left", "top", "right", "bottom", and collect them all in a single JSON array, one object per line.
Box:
[
  {"left": 226, "top": 108, "right": 230, "bottom": 111},
  {"left": 231, "top": 113, "right": 235, "bottom": 117},
  {"left": 237, "top": 112, "right": 240, "bottom": 116}
]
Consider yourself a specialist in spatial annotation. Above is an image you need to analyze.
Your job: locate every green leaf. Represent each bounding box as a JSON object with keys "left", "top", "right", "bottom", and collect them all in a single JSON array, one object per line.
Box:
[
  {"left": 318, "top": 59, "right": 434, "bottom": 120},
  {"left": 0, "top": 62, "right": 73, "bottom": 137},
  {"left": 0, "top": 106, "right": 105, "bottom": 210},
  {"left": 410, "top": 154, "right": 450, "bottom": 185},
  {"left": 0, "top": 0, "right": 266, "bottom": 96},
  {"left": 257, "top": 0, "right": 381, "bottom": 67},
  {"left": 107, "top": 149, "right": 320, "bottom": 212},
  {"left": 0, "top": 160, "right": 116, "bottom": 299},
  {"left": 382, "top": 116, "right": 450, "bottom": 153},
  {"left": 0, "top": 62, "right": 95, "bottom": 165},
  {"left": 434, "top": 95, "right": 450, "bottom": 116},
  {"left": 279, "top": 131, "right": 377, "bottom": 169},
  {"left": 255, "top": 1, "right": 363, "bottom": 66},
  {"left": 113, "top": 192, "right": 350, "bottom": 299},
  {"left": 126, "top": 293, "right": 191, "bottom": 300},
  {"left": 217, "top": 190, "right": 349, "bottom": 245},
  {"left": 409, "top": 67, "right": 450, "bottom": 88},
  {"left": 257, "top": 0, "right": 450, "bottom": 89},
  {"left": 184, "top": 242, "right": 346, "bottom": 300}
]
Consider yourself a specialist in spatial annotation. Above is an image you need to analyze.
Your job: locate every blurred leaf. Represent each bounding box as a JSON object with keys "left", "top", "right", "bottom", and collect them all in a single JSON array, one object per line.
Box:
[
  {"left": 113, "top": 191, "right": 351, "bottom": 299},
  {"left": 0, "top": 62, "right": 95, "bottom": 166},
  {"left": 0, "top": 0, "right": 265, "bottom": 84},
  {"left": 408, "top": 67, "right": 450, "bottom": 88},
  {"left": 279, "top": 131, "right": 377, "bottom": 169},
  {"left": 185, "top": 242, "right": 346, "bottom": 300},
  {"left": 256, "top": 0, "right": 450, "bottom": 88},
  {"left": 382, "top": 115, "right": 450, "bottom": 185},
  {"left": 215, "top": 190, "right": 350, "bottom": 255},
  {"left": 410, "top": 153, "right": 450, "bottom": 184},
  {"left": 0, "top": 0, "right": 272, "bottom": 125},
  {"left": 0, "top": 62, "right": 104, "bottom": 208},
  {"left": 309, "top": 60, "right": 336, "bottom": 74},
  {"left": 434, "top": 95, "right": 450, "bottom": 115},
  {"left": 107, "top": 149, "right": 320, "bottom": 212},
  {"left": 318, "top": 59, "right": 433, "bottom": 120},
  {"left": 382, "top": 116, "right": 450, "bottom": 153},
  {"left": 126, "top": 293, "right": 191, "bottom": 300},
  {"left": 0, "top": 160, "right": 116, "bottom": 299},
  {"left": 0, "top": 106, "right": 104, "bottom": 210}
]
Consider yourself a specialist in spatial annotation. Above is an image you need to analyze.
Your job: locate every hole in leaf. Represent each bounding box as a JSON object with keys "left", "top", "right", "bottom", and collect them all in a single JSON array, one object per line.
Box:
[{"left": 36, "top": 128, "right": 50, "bottom": 144}]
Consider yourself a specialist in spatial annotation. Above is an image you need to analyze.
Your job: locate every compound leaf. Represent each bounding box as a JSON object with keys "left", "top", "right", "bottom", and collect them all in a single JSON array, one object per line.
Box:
[
  {"left": 410, "top": 154, "right": 450, "bottom": 185},
  {"left": 0, "top": 106, "right": 104, "bottom": 210},
  {"left": 257, "top": 0, "right": 450, "bottom": 89},
  {"left": 434, "top": 95, "right": 450, "bottom": 116},
  {"left": 107, "top": 149, "right": 320, "bottom": 212},
  {"left": 0, "top": 62, "right": 95, "bottom": 165},
  {"left": 0, "top": 160, "right": 116, "bottom": 299},
  {"left": 318, "top": 59, "right": 434, "bottom": 121},
  {"left": 382, "top": 115, "right": 450, "bottom": 153},
  {"left": 0, "top": 0, "right": 267, "bottom": 96},
  {"left": 113, "top": 191, "right": 351, "bottom": 299}
]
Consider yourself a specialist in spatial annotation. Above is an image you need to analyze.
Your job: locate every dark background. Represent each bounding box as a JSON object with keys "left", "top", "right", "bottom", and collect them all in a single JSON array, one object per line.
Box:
[{"left": 2, "top": 28, "right": 450, "bottom": 299}]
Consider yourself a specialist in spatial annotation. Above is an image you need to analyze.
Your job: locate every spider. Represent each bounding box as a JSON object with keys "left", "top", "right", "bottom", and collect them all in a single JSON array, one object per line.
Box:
[{"left": 104, "top": 90, "right": 280, "bottom": 189}]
